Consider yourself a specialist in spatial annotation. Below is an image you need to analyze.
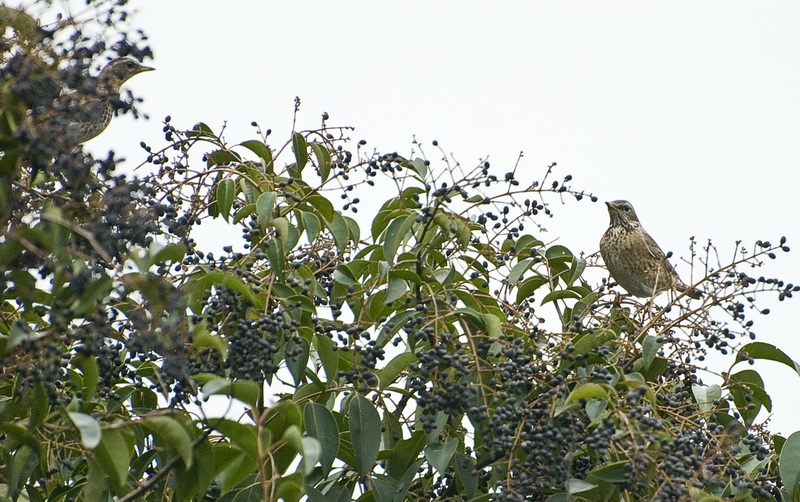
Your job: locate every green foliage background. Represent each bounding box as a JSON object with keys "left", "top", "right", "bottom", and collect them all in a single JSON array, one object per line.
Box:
[{"left": 2, "top": 3, "right": 800, "bottom": 501}]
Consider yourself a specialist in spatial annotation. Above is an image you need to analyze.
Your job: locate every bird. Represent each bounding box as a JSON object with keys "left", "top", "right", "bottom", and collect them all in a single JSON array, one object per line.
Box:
[
  {"left": 25, "top": 57, "right": 154, "bottom": 153},
  {"left": 599, "top": 200, "right": 701, "bottom": 299}
]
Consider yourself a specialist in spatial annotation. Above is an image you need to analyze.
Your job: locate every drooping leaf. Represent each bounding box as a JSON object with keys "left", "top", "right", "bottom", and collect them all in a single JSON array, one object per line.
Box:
[
  {"left": 779, "top": 431, "right": 800, "bottom": 500},
  {"left": 737, "top": 342, "right": 800, "bottom": 376},
  {"left": 216, "top": 178, "right": 235, "bottom": 221},
  {"left": 256, "top": 192, "right": 277, "bottom": 227},
  {"left": 303, "top": 403, "right": 339, "bottom": 476},
  {"left": 142, "top": 416, "right": 194, "bottom": 468},
  {"left": 691, "top": 384, "right": 722, "bottom": 413},
  {"left": 238, "top": 139, "right": 274, "bottom": 172},
  {"left": 292, "top": 132, "right": 308, "bottom": 172},
  {"left": 67, "top": 412, "right": 101, "bottom": 449},
  {"left": 349, "top": 395, "right": 381, "bottom": 476},
  {"left": 424, "top": 438, "right": 458, "bottom": 475},
  {"left": 310, "top": 142, "right": 331, "bottom": 181}
]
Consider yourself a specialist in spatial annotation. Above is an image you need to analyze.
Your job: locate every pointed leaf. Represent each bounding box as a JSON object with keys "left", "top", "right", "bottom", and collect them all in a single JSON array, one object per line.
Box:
[
  {"left": 216, "top": 178, "right": 235, "bottom": 221},
  {"left": 292, "top": 132, "right": 308, "bottom": 172},
  {"left": 691, "top": 384, "right": 722, "bottom": 413},
  {"left": 737, "top": 342, "right": 800, "bottom": 375},
  {"left": 68, "top": 412, "right": 101, "bottom": 449},
  {"left": 424, "top": 438, "right": 458, "bottom": 475},
  {"left": 779, "top": 431, "right": 800, "bottom": 499},
  {"left": 349, "top": 395, "right": 381, "bottom": 476},
  {"left": 256, "top": 192, "right": 277, "bottom": 227},
  {"left": 310, "top": 142, "right": 331, "bottom": 182},
  {"left": 238, "top": 139, "right": 273, "bottom": 172},
  {"left": 142, "top": 416, "right": 193, "bottom": 468},
  {"left": 304, "top": 403, "right": 339, "bottom": 476}
]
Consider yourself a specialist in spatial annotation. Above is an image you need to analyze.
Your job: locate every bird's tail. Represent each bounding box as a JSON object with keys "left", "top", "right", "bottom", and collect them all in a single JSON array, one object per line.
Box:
[{"left": 677, "top": 282, "right": 703, "bottom": 299}]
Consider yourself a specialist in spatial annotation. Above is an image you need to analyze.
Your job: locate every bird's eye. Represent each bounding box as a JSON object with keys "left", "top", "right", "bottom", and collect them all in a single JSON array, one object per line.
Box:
[
  {"left": 622, "top": 205, "right": 630, "bottom": 211},
  {"left": 126, "top": 61, "right": 135, "bottom": 69}
]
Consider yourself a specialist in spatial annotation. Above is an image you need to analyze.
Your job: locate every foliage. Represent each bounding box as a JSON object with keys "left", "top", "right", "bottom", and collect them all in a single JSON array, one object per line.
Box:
[{"left": 3, "top": 3, "right": 800, "bottom": 502}]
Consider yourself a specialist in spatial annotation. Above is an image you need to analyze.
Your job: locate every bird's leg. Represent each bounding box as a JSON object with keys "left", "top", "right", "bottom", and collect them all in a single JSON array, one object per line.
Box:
[{"left": 612, "top": 290, "right": 623, "bottom": 308}]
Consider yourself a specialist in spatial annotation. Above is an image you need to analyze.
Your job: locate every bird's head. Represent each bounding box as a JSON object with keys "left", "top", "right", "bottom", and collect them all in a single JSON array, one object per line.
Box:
[
  {"left": 605, "top": 200, "right": 641, "bottom": 226},
  {"left": 97, "top": 57, "right": 154, "bottom": 91}
]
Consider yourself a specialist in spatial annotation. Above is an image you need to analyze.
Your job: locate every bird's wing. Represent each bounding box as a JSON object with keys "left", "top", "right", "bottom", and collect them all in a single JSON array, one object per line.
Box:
[
  {"left": 639, "top": 228, "right": 674, "bottom": 267},
  {"left": 641, "top": 229, "right": 667, "bottom": 261}
]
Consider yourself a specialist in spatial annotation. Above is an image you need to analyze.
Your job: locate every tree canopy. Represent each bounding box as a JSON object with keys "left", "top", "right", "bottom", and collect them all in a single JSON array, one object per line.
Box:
[{"left": 2, "top": 3, "right": 800, "bottom": 501}]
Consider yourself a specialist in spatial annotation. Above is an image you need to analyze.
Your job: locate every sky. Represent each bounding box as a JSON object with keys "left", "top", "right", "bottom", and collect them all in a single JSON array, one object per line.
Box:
[{"left": 69, "top": 1, "right": 800, "bottom": 434}]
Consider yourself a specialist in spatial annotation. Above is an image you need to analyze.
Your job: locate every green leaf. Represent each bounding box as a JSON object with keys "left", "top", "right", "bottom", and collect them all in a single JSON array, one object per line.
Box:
[
  {"left": 572, "top": 328, "right": 617, "bottom": 356},
  {"left": 545, "top": 245, "right": 573, "bottom": 262},
  {"left": 310, "top": 142, "right": 331, "bottom": 181},
  {"left": 96, "top": 430, "right": 132, "bottom": 488},
  {"left": 379, "top": 351, "right": 416, "bottom": 390},
  {"left": 370, "top": 474, "right": 397, "bottom": 502},
  {"left": 729, "top": 370, "right": 772, "bottom": 425},
  {"left": 74, "top": 355, "right": 99, "bottom": 402},
  {"left": 189, "top": 122, "right": 215, "bottom": 138},
  {"left": 300, "top": 437, "right": 321, "bottom": 475},
  {"left": 386, "top": 430, "right": 426, "bottom": 479},
  {"left": 737, "top": 342, "right": 800, "bottom": 376},
  {"left": 541, "top": 289, "right": 582, "bottom": 305},
  {"left": 729, "top": 370, "right": 771, "bottom": 412},
  {"left": 303, "top": 403, "right": 339, "bottom": 476},
  {"left": 333, "top": 264, "right": 359, "bottom": 286},
  {"left": 691, "top": 384, "right": 722, "bottom": 413},
  {"left": 292, "top": 132, "right": 308, "bottom": 172},
  {"left": 238, "top": 139, "right": 273, "bottom": 172},
  {"left": 642, "top": 335, "right": 660, "bottom": 370},
  {"left": 780, "top": 431, "right": 800, "bottom": 500},
  {"left": 266, "top": 237, "right": 286, "bottom": 280},
  {"left": 567, "top": 478, "right": 596, "bottom": 494},
  {"left": 585, "top": 399, "right": 608, "bottom": 424},
  {"left": 566, "top": 258, "right": 586, "bottom": 286},
  {"left": 587, "top": 460, "right": 630, "bottom": 483},
  {"left": 508, "top": 258, "right": 534, "bottom": 284},
  {"left": 308, "top": 194, "right": 335, "bottom": 222},
  {"left": 202, "top": 378, "right": 260, "bottom": 408},
  {"left": 68, "top": 412, "right": 101, "bottom": 449},
  {"left": 216, "top": 178, "right": 235, "bottom": 221},
  {"left": 313, "top": 333, "right": 339, "bottom": 380},
  {"left": 385, "top": 275, "right": 408, "bottom": 304},
  {"left": 256, "top": 192, "right": 277, "bottom": 227},
  {"left": 383, "top": 213, "right": 416, "bottom": 263},
  {"left": 408, "top": 157, "right": 428, "bottom": 178},
  {"left": 300, "top": 210, "right": 322, "bottom": 243},
  {"left": 516, "top": 275, "right": 547, "bottom": 303},
  {"left": 152, "top": 243, "right": 186, "bottom": 265},
  {"left": 424, "top": 438, "right": 458, "bottom": 475},
  {"left": 328, "top": 211, "right": 350, "bottom": 251},
  {"left": 480, "top": 313, "right": 502, "bottom": 338},
  {"left": 240, "top": 178, "right": 257, "bottom": 204},
  {"left": 307, "top": 486, "right": 351, "bottom": 502},
  {"left": 454, "top": 453, "right": 478, "bottom": 499},
  {"left": 286, "top": 336, "right": 309, "bottom": 386},
  {"left": 566, "top": 383, "right": 609, "bottom": 402},
  {"left": 349, "top": 394, "right": 381, "bottom": 476},
  {"left": 344, "top": 215, "right": 361, "bottom": 244},
  {"left": 142, "top": 416, "right": 193, "bottom": 468}
]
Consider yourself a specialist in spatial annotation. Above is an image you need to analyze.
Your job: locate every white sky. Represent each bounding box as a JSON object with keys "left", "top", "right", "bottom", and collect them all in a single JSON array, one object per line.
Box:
[{"left": 82, "top": 2, "right": 800, "bottom": 434}]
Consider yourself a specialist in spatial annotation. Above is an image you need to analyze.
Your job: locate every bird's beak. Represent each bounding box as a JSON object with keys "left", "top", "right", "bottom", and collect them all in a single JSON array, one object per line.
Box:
[
  {"left": 140, "top": 66, "right": 155, "bottom": 73},
  {"left": 605, "top": 201, "right": 612, "bottom": 208}
]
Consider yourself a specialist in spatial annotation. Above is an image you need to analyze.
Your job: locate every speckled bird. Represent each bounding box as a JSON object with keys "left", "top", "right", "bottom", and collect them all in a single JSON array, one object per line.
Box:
[
  {"left": 29, "top": 57, "right": 154, "bottom": 149},
  {"left": 599, "top": 200, "right": 701, "bottom": 299}
]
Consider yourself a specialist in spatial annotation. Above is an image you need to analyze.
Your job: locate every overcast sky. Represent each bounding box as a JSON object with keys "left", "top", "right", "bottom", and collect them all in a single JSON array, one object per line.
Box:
[{"left": 75, "top": 1, "right": 800, "bottom": 434}]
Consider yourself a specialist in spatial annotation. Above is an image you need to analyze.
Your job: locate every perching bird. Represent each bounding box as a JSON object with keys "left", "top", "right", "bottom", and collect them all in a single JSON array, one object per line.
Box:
[
  {"left": 27, "top": 57, "right": 154, "bottom": 152},
  {"left": 599, "top": 200, "right": 701, "bottom": 299}
]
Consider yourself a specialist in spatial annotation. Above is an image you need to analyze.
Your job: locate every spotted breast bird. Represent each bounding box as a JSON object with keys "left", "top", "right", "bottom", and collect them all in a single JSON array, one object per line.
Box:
[
  {"left": 27, "top": 57, "right": 154, "bottom": 153},
  {"left": 599, "top": 200, "right": 702, "bottom": 299}
]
